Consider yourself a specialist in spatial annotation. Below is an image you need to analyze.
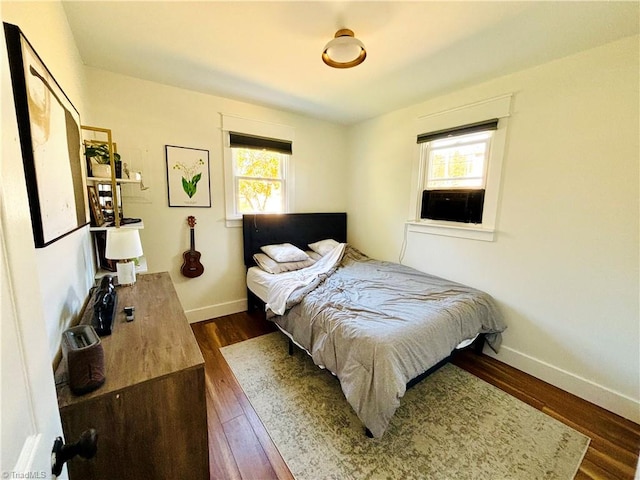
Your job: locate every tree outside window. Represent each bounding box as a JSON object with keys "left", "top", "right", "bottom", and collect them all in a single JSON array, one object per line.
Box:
[{"left": 232, "top": 148, "right": 286, "bottom": 214}]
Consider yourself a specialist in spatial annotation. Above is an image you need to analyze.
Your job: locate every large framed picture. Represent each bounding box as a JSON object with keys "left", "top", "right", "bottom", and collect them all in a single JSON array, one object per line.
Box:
[
  {"left": 4, "top": 22, "right": 88, "bottom": 247},
  {"left": 165, "top": 145, "right": 211, "bottom": 207}
]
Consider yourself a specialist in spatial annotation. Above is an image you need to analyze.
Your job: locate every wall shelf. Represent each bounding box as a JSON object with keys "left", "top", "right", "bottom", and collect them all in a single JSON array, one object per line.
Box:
[
  {"left": 87, "top": 176, "right": 141, "bottom": 184},
  {"left": 82, "top": 125, "right": 146, "bottom": 280}
]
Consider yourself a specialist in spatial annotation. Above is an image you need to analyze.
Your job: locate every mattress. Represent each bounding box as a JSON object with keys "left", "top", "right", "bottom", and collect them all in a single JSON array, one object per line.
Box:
[{"left": 246, "top": 266, "right": 275, "bottom": 303}]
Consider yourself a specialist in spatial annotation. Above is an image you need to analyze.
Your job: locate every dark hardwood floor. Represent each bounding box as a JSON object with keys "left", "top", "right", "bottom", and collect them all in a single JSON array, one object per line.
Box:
[{"left": 191, "top": 312, "right": 640, "bottom": 479}]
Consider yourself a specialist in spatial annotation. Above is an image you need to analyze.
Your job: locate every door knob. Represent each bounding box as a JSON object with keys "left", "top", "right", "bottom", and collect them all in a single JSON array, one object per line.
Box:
[{"left": 51, "top": 428, "right": 98, "bottom": 476}]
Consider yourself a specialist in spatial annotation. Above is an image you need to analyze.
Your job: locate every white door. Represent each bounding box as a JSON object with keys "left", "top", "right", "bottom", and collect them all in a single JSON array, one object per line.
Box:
[
  {"left": 1, "top": 218, "right": 67, "bottom": 479},
  {"left": 1, "top": 24, "right": 67, "bottom": 477}
]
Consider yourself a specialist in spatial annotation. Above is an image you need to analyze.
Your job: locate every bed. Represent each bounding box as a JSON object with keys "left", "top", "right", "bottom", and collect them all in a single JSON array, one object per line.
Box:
[{"left": 243, "top": 213, "right": 507, "bottom": 438}]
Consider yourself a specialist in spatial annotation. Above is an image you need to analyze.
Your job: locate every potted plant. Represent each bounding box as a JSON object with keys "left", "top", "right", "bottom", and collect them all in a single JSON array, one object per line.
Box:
[{"left": 85, "top": 143, "right": 122, "bottom": 178}]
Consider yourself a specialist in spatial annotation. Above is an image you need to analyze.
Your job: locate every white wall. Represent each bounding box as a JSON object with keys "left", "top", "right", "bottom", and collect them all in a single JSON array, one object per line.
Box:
[
  {"left": 1, "top": 0, "right": 94, "bottom": 472},
  {"left": 84, "top": 68, "right": 348, "bottom": 321},
  {"left": 347, "top": 35, "right": 639, "bottom": 421},
  {"left": 1, "top": 1, "right": 95, "bottom": 361}
]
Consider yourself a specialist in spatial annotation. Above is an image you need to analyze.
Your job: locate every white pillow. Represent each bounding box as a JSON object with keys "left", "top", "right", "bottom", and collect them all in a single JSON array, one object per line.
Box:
[
  {"left": 308, "top": 238, "right": 339, "bottom": 256},
  {"left": 307, "top": 251, "right": 322, "bottom": 261},
  {"left": 253, "top": 252, "right": 316, "bottom": 274},
  {"left": 260, "top": 243, "right": 309, "bottom": 263}
]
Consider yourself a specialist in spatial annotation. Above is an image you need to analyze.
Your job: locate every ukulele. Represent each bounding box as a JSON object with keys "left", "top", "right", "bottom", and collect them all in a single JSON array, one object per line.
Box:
[{"left": 181, "top": 216, "right": 204, "bottom": 278}]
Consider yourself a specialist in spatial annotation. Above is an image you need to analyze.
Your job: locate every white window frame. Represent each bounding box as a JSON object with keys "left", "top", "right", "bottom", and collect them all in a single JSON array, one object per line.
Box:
[
  {"left": 409, "top": 94, "right": 512, "bottom": 241},
  {"left": 221, "top": 114, "right": 295, "bottom": 227}
]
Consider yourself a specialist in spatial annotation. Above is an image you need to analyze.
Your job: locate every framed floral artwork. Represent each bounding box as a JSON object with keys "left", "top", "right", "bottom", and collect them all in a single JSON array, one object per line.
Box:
[{"left": 165, "top": 145, "right": 211, "bottom": 207}]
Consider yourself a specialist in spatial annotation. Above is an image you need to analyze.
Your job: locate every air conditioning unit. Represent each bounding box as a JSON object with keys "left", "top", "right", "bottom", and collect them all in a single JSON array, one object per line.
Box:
[{"left": 421, "top": 189, "right": 485, "bottom": 224}]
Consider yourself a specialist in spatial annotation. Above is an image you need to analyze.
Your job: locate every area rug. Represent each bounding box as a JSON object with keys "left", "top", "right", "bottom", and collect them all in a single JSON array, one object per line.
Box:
[{"left": 220, "top": 332, "right": 590, "bottom": 480}]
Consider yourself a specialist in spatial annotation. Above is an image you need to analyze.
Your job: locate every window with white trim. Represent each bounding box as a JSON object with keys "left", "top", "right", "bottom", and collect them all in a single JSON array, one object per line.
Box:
[
  {"left": 230, "top": 133, "right": 290, "bottom": 215},
  {"left": 410, "top": 95, "right": 512, "bottom": 241},
  {"left": 221, "top": 115, "right": 295, "bottom": 227},
  {"left": 417, "top": 120, "right": 497, "bottom": 225}
]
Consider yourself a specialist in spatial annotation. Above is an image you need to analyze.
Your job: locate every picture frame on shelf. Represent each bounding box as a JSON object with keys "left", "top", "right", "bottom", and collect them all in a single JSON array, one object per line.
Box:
[
  {"left": 87, "top": 185, "right": 104, "bottom": 227},
  {"left": 4, "top": 22, "right": 88, "bottom": 247},
  {"left": 165, "top": 145, "right": 211, "bottom": 207}
]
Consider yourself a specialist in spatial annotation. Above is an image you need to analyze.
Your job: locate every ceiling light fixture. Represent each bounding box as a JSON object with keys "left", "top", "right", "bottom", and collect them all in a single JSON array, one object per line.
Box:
[{"left": 322, "top": 29, "right": 366, "bottom": 69}]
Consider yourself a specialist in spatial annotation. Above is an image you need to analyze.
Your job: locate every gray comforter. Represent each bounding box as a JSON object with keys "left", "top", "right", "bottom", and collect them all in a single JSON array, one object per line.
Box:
[{"left": 271, "top": 246, "right": 507, "bottom": 438}]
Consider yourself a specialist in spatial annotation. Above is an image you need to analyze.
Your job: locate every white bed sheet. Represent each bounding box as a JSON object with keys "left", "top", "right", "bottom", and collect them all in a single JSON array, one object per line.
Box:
[{"left": 246, "top": 266, "right": 276, "bottom": 304}]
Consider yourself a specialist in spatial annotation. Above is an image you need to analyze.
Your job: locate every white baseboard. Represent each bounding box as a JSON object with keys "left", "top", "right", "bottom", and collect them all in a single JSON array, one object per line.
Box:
[
  {"left": 485, "top": 345, "right": 640, "bottom": 424},
  {"left": 185, "top": 299, "right": 247, "bottom": 324}
]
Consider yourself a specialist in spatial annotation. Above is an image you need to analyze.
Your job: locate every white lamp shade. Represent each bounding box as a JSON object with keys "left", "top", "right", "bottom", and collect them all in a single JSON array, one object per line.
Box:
[{"left": 105, "top": 228, "right": 143, "bottom": 260}]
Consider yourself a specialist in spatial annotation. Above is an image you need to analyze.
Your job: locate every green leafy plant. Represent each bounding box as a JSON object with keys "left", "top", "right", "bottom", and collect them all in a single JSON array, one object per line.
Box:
[
  {"left": 85, "top": 144, "right": 121, "bottom": 165},
  {"left": 182, "top": 173, "right": 202, "bottom": 198}
]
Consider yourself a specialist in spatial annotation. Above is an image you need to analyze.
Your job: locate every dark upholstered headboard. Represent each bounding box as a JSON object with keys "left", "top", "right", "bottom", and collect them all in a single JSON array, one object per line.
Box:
[{"left": 242, "top": 213, "right": 347, "bottom": 268}]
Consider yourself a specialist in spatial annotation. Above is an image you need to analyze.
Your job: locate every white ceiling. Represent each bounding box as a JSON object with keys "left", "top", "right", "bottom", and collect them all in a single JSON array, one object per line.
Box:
[{"left": 62, "top": 1, "right": 639, "bottom": 125}]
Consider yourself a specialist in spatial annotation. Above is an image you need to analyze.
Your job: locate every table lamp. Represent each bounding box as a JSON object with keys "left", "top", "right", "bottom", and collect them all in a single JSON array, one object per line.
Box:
[{"left": 105, "top": 228, "right": 143, "bottom": 286}]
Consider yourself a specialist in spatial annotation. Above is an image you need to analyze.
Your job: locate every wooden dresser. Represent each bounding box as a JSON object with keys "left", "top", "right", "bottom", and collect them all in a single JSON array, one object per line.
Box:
[{"left": 56, "top": 272, "right": 209, "bottom": 479}]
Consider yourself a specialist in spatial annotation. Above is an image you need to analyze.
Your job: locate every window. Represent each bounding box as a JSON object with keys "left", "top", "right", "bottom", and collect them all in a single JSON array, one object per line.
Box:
[
  {"left": 232, "top": 146, "right": 287, "bottom": 214},
  {"left": 221, "top": 115, "right": 294, "bottom": 227},
  {"left": 410, "top": 95, "right": 512, "bottom": 241},
  {"left": 418, "top": 120, "right": 497, "bottom": 225},
  {"left": 424, "top": 131, "right": 492, "bottom": 190}
]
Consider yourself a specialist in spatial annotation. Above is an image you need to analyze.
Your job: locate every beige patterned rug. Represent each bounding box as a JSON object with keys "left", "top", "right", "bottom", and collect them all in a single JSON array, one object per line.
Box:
[{"left": 220, "top": 332, "right": 589, "bottom": 480}]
